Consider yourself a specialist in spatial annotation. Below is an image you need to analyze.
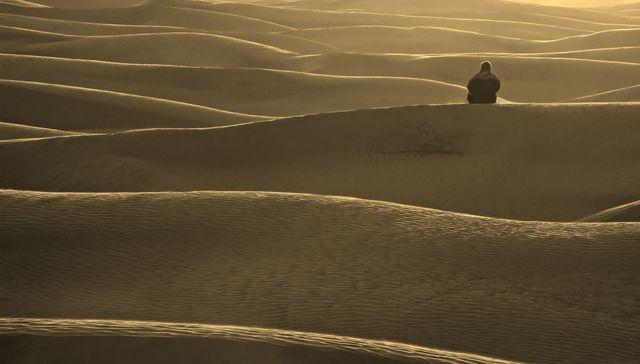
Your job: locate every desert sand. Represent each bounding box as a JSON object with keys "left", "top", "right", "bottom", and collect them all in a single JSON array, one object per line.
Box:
[{"left": 1, "top": 0, "right": 639, "bottom": 363}]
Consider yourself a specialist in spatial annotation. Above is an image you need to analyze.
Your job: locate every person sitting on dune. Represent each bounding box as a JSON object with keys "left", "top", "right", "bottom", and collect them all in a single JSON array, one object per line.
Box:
[{"left": 467, "top": 61, "right": 501, "bottom": 104}]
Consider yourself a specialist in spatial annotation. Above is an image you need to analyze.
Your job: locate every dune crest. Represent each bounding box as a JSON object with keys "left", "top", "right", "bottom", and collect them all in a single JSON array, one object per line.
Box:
[
  {"left": 0, "top": 121, "right": 78, "bottom": 140},
  {"left": 0, "top": 318, "right": 518, "bottom": 364}
]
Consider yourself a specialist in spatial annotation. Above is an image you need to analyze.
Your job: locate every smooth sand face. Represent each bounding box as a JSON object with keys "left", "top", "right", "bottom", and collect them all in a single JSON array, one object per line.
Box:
[{"left": 1, "top": 0, "right": 639, "bottom": 363}]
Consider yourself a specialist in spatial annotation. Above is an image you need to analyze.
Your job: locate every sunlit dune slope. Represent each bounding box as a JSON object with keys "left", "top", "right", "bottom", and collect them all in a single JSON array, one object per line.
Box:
[
  {"left": 0, "top": 2, "right": 292, "bottom": 32},
  {"left": 0, "top": 79, "right": 268, "bottom": 131},
  {"left": 1, "top": 104, "right": 638, "bottom": 221},
  {"left": 0, "top": 54, "right": 467, "bottom": 116},
  {"left": 580, "top": 200, "right": 640, "bottom": 222},
  {"left": 0, "top": 121, "right": 77, "bottom": 140},
  {"left": 0, "top": 319, "right": 517, "bottom": 364},
  {"left": 1, "top": 190, "right": 639, "bottom": 363}
]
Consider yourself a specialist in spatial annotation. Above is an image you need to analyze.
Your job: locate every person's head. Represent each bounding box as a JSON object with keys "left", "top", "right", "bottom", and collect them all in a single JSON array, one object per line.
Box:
[{"left": 480, "top": 61, "right": 492, "bottom": 72}]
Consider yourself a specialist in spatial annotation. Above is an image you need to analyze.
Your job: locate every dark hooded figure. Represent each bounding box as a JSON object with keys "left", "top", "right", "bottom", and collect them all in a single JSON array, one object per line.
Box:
[{"left": 467, "top": 61, "right": 501, "bottom": 104}]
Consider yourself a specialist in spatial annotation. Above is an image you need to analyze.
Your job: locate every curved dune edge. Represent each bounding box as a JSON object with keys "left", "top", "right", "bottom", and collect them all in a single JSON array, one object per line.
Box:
[
  {"left": 0, "top": 121, "right": 79, "bottom": 140},
  {"left": 579, "top": 200, "right": 640, "bottom": 222},
  {"left": 0, "top": 317, "right": 518, "bottom": 364},
  {"left": 0, "top": 79, "right": 270, "bottom": 131}
]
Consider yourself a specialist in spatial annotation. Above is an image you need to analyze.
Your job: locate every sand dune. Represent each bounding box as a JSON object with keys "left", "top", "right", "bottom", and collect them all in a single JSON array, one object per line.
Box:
[
  {"left": 0, "top": 23, "right": 64, "bottom": 47},
  {"left": 216, "top": 31, "right": 339, "bottom": 53},
  {"left": 5, "top": 51, "right": 640, "bottom": 105},
  {"left": 0, "top": 2, "right": 293, "bottom": 32},
  {"left": 0, "top": 2, "right": 595, "bottom": 44},
  {"left": 0, "top": 121, "right": 77, "bottom": 140},
  {"left": 27, "top": 0, "right": 146, "bottom": 8},
  {"left": 1, "top": 104, "right": 638, "bottom": 221},
  {"left": 208, "top": 2, "right": 589, "bottom": 40},
  {"left": 542, "top": 27, "right": 640, "bottom": 51},
  {"left": 283, "top": 26, "right": 533, "bottom": 54},
  {"left": 2, "top": 27, "right": 294, "bottom": 67},
  {"left": 282, "top": 0, "right": 640, "bottom": 26},
  {"left": 0, "top": 12, "right": 192, "bottom": 35},
  {"left": 0, "top": 318, "right": 517, "bottom": 364},
  {"left": 281, "top": 26, "right": 640, "bottom": 54},
  {"left": 0, "top": 79, "right": 267, "bottom": 131},
  {"left": 512, "top": 46, "right": 640, "bottom": 64},
  {"left": 292, "top": 53, "right": 640, "bottom": 102},
  {"left": 580, "top": 200, "right": 640, "bottom": 222},
  {"left": 1, "top": 190, "right": 639, "bottom": 363},
  {"left": 0, "top": 0, "right": 47, "bottom": 7},
  {"left": 0, "top": 14, "right": 337, "bottom": 53},
  {"left": 3, "top": 1, "right": 640, "bottom": 362},
  {"left": 0, "top": 54, "right": 467, "bottom": 116},
  {"left": 572, "top": 83, "right": 640, "bottom": 102}
]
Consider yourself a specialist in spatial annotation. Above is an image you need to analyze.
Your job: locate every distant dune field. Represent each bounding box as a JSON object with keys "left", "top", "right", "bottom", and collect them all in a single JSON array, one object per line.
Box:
[{"left": 1, "top": 0, "right": 639, "bottom": 363}]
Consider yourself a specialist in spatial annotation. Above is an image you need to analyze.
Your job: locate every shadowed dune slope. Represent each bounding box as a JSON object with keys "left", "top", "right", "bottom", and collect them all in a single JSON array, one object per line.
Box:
[
  {"left": 580, "top": 200, "right": 640, "bottom": 222},
  {"left": 2, "top": 27, "right": 293, "bottom": 67},
  {"left": 0, "top": 121, "right": 77, "bottom": 140},
  {"left": 1, "top": 191, "right": 639, "bottom": 363},
  {"left": 0, "top": 79, "right": 268, "bottom": 131},
  {"left": 292, "top": 53, "right": 640, "bottom": 102},
  {"left": 1, "top": 104, "right": 638, "bottom": 221},
  {"left": 0, "top": 54, "right": 467, "bottom": 116},
  {"left": 0, "top": 319, "right": 517, "bottom": 364}
]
